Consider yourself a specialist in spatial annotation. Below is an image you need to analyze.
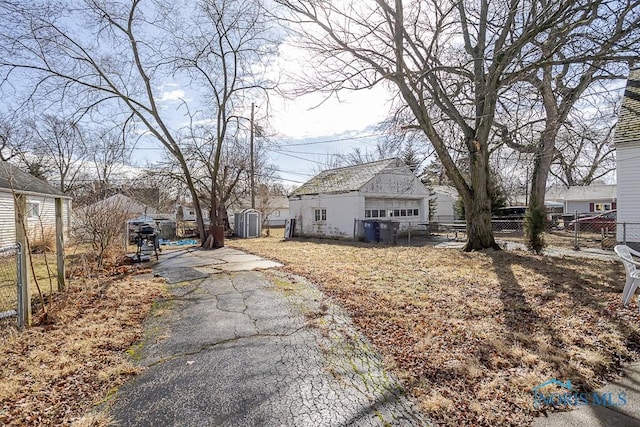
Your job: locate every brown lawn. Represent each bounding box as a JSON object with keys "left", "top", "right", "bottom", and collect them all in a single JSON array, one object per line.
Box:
[
  {"left": 0, "top": 272, "right": 166, "bottom": 426},
  {"left": 229, "top": 231, "right": 640, "bottom": 426}
]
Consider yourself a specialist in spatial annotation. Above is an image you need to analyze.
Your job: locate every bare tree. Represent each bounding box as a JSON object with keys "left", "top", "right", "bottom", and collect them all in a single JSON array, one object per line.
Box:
[
  {"left": 172, "top": 0, "right": 278, "bottom": 246},
  {"left": 495, "top": 2, "right": 639, "bottom": 213},
  {"left": 27, "top": 114, "right": 88, "bottom": 193},
  {"left": 551, "top": 107, "right": 617, "bottom": 187},
  {"left": 275, "top": 0, "right": 639, "bottom": 250},
  {"left": 71, "top": 194, "right": 134, "bottom": 269},
  {"left": 0, "top": 115, "right": 31, "bottom": 162},
  {"left": 88, "top": 126, "right": 131, "bottom": 187},
  {"left": 0, "top": 0, "right": 279, "bottom": 245}
]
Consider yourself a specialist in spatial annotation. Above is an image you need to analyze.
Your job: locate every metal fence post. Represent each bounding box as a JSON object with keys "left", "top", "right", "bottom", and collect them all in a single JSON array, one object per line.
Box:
[
  {"left": 14, "top": 194, "right": 31, "bottom": 327},
  {"left": 15, "top": 243, "right": 25, "bottom": 328},
  {"left": 573, "top": 210, "right": 580, "bottom": 251}
]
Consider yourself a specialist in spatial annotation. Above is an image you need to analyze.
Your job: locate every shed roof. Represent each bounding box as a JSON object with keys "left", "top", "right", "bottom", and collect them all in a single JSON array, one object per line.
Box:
[
  {"left": 563, "top": 184, "right": 616, "bottom": 201},
  {"left": 614, "top": 68, "right": 640, "bottom": 145},
  {"left": 290, "top": 158, "right": 401, "bottom": 196},
  {"left": 0, "top": 161, "right": 70, "bottom": 198}
]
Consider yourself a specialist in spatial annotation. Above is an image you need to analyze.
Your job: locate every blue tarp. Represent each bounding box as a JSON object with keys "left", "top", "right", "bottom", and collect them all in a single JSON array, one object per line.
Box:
[{"left": 160, "top": 239, "right": 199, "bottom": 246}]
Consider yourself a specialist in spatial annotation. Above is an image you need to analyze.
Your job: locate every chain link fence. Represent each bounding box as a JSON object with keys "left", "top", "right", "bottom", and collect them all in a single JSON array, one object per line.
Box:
[
  {"left": 353, "top": 217, "right": 640, "bottom": 251},
  {"left": 0, "top": 244, "right": 23, "bottom": 327}
]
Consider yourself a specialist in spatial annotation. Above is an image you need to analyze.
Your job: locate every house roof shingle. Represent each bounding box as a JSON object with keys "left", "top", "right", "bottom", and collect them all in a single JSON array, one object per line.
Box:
[
  {"left": 0, "top": 161, "right": 70, "bottom": 198},
  {"left": 290, "top": 158, "right": 401, "bottom": 196},
  {"left": 614, "top": 68, "right": 640, "bottom": 145},
  {"left": 563, "top": 184, "right": 616, "bottom": 201}
]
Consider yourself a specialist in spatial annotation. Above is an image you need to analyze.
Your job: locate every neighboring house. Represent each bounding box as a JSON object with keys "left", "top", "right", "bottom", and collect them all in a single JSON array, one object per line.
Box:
[
  {"left": 0, "top": 161, "right": 72, "bottom": 247},
  {"left": 289, "top": 158, "right": 431, "bottom": 238},
  {"left": 429, "top": 185, "right": 458, "bottom": 221},
  {"left": 77, "top": 193, "right": 157, "bottom": 218},
  {"left": 229, "top": 195, "right": 290, "bottom": 228},
  {"left": 563, "top": 184, "right": 616, "bottom": 214},
  {"left": 614, "top": 68, "right": 640, "bottom": 246},
  {"left": 545, "top": 185, "right": 569, "bottom": 205},
  {"left": 177, "top": 203, "right": 210, "bottom": 223}
]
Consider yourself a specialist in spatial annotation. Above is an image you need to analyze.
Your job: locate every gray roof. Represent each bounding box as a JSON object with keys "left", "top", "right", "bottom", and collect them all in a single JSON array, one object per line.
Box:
[
  {"left": 0, "top": 161, "right": 69, "bottom": 198},
  {"left": 290, "top": 158, "right": 401, "bottom": 196},
  {"left": 564, "top": 184, "right": 616, "bottom": 201},
  {"left": 614, "top": 68, "right": 640, "bottom": 145}
]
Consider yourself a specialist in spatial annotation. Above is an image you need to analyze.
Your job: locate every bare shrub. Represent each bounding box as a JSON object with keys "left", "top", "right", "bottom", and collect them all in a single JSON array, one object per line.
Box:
[
  {"left": 72, "top": 196, "right": 133, "bottom": 268},
  {"left": 29, "top": 225, "right": 55, "bottom": 254}
]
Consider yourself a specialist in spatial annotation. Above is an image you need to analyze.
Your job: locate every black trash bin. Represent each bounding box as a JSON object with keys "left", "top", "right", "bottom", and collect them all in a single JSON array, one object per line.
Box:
[
  {"left": 379, "top": 221, "right": 399, "bottom": 245},
  {"left": 363, "top": 220, "right": 380, "bottom": 243}
]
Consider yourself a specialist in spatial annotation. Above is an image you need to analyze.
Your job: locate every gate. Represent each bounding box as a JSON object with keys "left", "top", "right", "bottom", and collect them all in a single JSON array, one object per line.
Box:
[{"left": 0, "top": 243, "right": 24, "bottom": 327}]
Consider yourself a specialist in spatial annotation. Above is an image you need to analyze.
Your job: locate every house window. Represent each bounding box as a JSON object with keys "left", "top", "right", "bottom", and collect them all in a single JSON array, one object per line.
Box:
[
  {"left": 413, "top": 209, "right": 419, "bottom": 216},
  {"left": 27, "top": 202, "right": 40, "bottom": 218},
  {"left": 394, "top": 209, "right": 400, "bottom": 217},
  {"left": 379, "top": 209, "right": 386, "bottom": 217},
  {"left": 365, "top": 210, "right": 371, "bottom": 218},
  {"left": 371, "top": 209, "right": 379, "bottom": 217},
  {"left": 314, "top": 208, "right": 326, "bottom": 221},
  {"left": 595, "top": 203, "right": 611, "bottom": 212},
  {"left": 400, "top": 209, "right": 407, "bottom": 217},
  {"left": 274, "top": 210, "right": 281, "bottom": 217}
]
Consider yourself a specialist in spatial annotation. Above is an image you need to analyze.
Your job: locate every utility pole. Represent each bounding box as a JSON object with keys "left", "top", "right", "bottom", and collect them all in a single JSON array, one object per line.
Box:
[{"left": 250, "top": 102, "right": 255, "bottom": 209}]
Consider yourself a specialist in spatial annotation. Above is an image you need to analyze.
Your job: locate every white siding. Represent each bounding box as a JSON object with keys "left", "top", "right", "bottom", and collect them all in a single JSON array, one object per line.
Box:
[
  {"left": 617, "top": 143, "right": 640, "bottom": 243},
  {"left": 0, "top": 192, "right": 16, "bottom": 247},
  {"left": 565, "top": 200, "right": 615, "bottom": 214},
  {"left": 25, "top": 196, "right": 71, "bottom": 242},
  {"left": 289, "top": 193, "right": 363, "bottom": 238},
  {"left": 265, "top": 208, "right": 289, "bottom": 227},
  {"left": 431, "top": 194, "right": 456, "bottom": 220},
  {"left": 0, "top": 193, "right": 70, "bottom": 247}
]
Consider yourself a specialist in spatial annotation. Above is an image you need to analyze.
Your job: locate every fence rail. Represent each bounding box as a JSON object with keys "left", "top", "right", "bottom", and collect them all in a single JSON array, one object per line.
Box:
[
  {"left": 352, "top": 217, "right": 640, "bottom": 252},
  {"left": 0, "top": 243, "right": 23, "bottom": 327}
]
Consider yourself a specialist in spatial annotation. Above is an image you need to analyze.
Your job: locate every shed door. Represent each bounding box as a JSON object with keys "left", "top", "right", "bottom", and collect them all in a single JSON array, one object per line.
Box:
[{"left": 248, "top": 212, "right": 259, "bottom": 237}]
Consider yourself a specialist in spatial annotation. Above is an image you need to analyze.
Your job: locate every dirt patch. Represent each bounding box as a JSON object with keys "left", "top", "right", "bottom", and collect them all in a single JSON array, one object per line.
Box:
[
  {"left": 228, "top": 234, "right": 639, "bottom": 426},
  {"left": 0, "top": 275, "right": 166, "bottom": 426}
]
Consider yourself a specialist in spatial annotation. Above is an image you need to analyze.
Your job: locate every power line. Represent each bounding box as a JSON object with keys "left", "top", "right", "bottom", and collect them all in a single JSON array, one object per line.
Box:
[{"left": 278, "top": 133, "right": 383, "bottom": 147}]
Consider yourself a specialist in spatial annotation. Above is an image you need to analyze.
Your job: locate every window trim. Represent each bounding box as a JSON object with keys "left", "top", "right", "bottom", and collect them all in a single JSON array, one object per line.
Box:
[
  {"left": 27, "top": 201, "right": 40, "bottom": 219},
  {"left": 314, "top": 208, "right": 327, "bottom": 222}
]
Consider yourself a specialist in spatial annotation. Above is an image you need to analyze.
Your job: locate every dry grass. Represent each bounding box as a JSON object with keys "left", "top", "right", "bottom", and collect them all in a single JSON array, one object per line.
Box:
[
  {"left": 229, "top": 231, "right": 640, "bottom": 426},
  {"left": 0, "top": 274, "right": 166, "bottom": 425}
]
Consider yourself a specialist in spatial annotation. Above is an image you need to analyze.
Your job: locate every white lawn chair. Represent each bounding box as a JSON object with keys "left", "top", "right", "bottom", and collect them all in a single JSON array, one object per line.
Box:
[{"left": 614, "top": 245, "right": 640, "bottom": 308}]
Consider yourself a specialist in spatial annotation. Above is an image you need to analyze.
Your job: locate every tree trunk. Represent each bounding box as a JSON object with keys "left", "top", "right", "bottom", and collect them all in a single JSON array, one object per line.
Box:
[
  {"left": 528, "top": 104, "right": 560, "bottom": 213},
  {"left": 462, "top": 137, "right": 500, "bottom": 251}
]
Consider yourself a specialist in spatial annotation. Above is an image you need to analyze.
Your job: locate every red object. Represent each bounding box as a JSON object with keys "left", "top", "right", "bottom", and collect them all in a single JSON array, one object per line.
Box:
[
  {"left": 212, "top": 225, "right": 225, "bottom": 248},
  {"left": 565, "top": 210, "right": 616, "bottom": 232}
]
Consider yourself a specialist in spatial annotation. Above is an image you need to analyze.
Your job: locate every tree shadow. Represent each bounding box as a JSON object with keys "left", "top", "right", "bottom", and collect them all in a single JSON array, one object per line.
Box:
[{"left": 486, "top": 250, "right": 640, "bottom": 423}]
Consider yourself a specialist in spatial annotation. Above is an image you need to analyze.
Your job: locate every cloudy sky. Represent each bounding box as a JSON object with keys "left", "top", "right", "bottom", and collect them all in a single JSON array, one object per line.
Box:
[{"left": 135, "top": 42, "right": 396, "bottom": 187}]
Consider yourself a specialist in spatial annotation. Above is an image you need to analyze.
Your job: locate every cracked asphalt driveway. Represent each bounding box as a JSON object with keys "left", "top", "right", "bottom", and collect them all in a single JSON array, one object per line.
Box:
[{"left": 109, "top": 247, "right": 427, "bottom": 426}]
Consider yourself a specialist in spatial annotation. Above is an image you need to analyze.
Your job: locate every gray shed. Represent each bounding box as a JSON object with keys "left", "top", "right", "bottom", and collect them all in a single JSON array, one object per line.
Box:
[{"left": 234, "top": 209, "right": 261, "bottom": 238}]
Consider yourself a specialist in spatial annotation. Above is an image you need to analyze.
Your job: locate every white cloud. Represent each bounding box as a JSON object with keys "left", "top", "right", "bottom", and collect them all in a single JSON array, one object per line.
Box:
[{"left": 157, "top": 89, "right": 186, "bottom": 102}]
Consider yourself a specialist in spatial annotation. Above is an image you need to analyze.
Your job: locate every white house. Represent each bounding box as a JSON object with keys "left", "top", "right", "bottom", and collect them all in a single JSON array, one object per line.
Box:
[
  {"left": 0, "top": 161, "right": 72, "bottom": 247},
  {"left": 430, "top": 185, "right": 458, "bottom": 221},
  {"left": 289, "top": 158, "right": 431, "bottom": 239},
  {"left": 614, "top": 68, "right": 640, "bottom": 246},
  {"left": 177, "top": 203, "right": 210, "bottom": 223},
  {"left": 562, "top": 184, "right": 617, "bottom": 214}
]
